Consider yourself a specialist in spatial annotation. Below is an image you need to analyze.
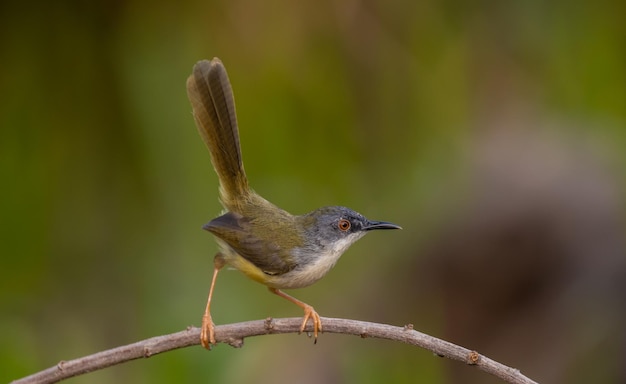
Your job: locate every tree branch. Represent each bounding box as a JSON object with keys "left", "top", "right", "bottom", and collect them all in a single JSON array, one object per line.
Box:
[{"left": 11, "top": 317, "right": 538, "bottom": 384}]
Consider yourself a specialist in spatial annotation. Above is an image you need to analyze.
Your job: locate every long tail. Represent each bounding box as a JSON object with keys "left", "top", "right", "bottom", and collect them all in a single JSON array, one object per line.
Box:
[{"left": 186, "top": 58, "right": 249, "bottom": 210}]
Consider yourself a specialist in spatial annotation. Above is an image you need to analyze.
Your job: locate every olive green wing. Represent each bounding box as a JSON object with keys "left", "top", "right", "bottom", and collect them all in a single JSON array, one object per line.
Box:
[{"left": 203, "top": 212, "right": 295, "bottom": 275}]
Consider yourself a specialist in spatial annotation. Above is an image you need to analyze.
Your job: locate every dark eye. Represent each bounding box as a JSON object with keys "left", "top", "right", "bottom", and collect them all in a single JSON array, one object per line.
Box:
[{"left": 338, "top": 219, "right": 351, "bottom": 231}]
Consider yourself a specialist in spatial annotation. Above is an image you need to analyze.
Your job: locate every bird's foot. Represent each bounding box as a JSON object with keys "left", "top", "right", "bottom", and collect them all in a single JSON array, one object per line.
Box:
[
  {"left": 299, "top": 304, "right": 322, "bottom": 343},
  {"left": 200, "top": 314, "right": 216, "bottom": 350}
]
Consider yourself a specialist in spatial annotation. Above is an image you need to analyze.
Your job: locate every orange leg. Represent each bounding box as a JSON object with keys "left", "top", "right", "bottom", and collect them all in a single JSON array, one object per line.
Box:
[
  {"left": 201, "top": 254, "right": 225, "bottom": 350},
  {"left": 269, "top": 287, "right": 322, "bottom": 343}
]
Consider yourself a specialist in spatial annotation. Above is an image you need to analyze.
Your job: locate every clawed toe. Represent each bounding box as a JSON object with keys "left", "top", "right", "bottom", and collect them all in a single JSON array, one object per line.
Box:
[
  {"left": 201, "top": 314, "right": 216, "bottom": 350},
  {"left": 300, "top": 305, "right": 322, "bottom": 343}
]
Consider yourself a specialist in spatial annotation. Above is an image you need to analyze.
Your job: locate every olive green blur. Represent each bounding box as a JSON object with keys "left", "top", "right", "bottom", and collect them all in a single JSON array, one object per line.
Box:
[{"left": 1, "top": 1, "right": 625, "bottom": 383}]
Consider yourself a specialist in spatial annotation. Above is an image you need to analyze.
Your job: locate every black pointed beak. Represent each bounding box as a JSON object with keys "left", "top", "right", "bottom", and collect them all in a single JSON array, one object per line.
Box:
[{"left": 363, "top": 220, "right": 402, "bottom": 231}]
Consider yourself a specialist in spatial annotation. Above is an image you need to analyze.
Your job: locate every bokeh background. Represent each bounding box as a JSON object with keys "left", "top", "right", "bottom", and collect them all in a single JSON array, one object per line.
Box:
[{"left": 2, "top": 1, "right": 625, "bottom": 383}]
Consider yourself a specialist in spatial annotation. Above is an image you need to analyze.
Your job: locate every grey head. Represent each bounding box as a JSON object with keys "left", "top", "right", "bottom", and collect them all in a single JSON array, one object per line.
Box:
[
  {"left": 297, "top": 206, "right": 401, "bottom": 259},
  {"left": 271, "top": 206, "right": 401, "bottom": 289}
]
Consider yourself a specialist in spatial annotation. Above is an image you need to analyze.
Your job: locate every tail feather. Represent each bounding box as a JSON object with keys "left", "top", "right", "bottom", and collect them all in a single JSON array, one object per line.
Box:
[{"left": 186, "top": 58, "right": 249, "bottom": 209}]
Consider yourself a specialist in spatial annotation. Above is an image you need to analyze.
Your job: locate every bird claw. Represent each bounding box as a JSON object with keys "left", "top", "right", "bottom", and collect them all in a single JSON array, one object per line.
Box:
[
  {"left": 201, "top": 314, "right": 216, "bottom": 350},
  {"left": 299, "top": 305, "right": 322, "bottom": 343}
]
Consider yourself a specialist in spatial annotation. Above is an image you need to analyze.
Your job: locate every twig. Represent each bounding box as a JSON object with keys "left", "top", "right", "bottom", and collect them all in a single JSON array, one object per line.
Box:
[{"left": 11, "top": 317, "right": 538, "bottom": 384}]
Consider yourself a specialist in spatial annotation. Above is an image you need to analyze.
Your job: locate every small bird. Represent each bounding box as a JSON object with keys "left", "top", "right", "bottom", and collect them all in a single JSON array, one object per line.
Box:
[{"left": 186, "top": 58, "right": 401, "bottom": 349}]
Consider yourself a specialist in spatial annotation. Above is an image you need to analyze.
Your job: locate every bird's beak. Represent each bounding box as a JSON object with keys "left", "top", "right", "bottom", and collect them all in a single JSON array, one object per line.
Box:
[{"left": 363, "top": 220, "right": 402, "bottom": 231}]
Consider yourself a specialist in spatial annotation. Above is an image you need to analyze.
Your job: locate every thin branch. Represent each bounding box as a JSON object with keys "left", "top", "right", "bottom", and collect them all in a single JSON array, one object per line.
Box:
[{"left": 11, "top": 317, "right": 538, "bottom": 384}]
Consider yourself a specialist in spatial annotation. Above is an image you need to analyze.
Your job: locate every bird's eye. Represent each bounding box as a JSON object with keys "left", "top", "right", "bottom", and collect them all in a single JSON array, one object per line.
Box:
[{"left": 338, "top": 219, "right": 351, "bottom": 231}]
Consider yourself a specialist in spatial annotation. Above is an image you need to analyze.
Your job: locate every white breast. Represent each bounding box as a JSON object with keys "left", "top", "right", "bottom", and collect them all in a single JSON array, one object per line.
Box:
[{"left": 266, "top": 234, "right": 364, "bottom": 289}]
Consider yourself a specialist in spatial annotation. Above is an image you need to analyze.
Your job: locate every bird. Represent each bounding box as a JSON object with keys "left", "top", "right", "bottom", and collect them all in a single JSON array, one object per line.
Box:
[{"left": 185, "top": 57, "right": 401, "bottom": 349}]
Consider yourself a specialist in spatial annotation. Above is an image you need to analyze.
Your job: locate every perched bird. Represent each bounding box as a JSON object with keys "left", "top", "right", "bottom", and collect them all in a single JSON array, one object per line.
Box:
[{"left": 186, "top": 58, "right": 401, "bottom": 349}]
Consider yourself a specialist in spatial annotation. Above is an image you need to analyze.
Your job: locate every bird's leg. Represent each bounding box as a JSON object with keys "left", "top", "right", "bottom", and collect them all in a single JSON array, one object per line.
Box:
[
  {"left": 201, "top": 253, "right": 225, "bottom": 350},
  {"left": 268, "top": 287, "right": 322, "bottom": 343}
]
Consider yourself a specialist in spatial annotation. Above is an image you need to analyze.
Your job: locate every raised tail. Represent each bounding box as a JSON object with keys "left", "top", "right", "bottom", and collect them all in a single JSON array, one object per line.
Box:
[{"left": 186, "top": 58, "right": 249, "bottom": 209}]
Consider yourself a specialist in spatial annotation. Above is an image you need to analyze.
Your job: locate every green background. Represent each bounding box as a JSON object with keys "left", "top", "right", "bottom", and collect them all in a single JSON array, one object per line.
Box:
[{"left": 2, "top": 1, "right": 625, "bottom": 383}]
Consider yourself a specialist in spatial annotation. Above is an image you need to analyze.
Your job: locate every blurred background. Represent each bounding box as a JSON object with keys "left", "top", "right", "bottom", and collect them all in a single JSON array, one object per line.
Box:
[{"left": 1, "top": 0, "right": 625, "bottom": 383}]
